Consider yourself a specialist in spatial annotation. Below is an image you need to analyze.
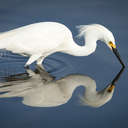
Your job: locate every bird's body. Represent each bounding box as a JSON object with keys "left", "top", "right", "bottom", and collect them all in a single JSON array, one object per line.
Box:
[
  {"left": 0, "top": 67, "right": 115, "bottom": 107},
  {"left": 0, "top": 22, "right": 115, "bottom": 69},
  {"left": 0, "top": 22, "right": 75, "bottom": 67},
  {"left": 0, "top": 73, "right": 95, "bottom": 107},
  {"left": 0, "top": 22, "right": 125, "bottom": 107},
  {"left": 1, "top": 22, "right": 73, "bottom": 53}
]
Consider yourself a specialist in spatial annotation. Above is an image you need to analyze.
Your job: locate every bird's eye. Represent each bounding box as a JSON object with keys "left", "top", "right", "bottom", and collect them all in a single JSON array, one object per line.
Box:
[
  {"left": 107, "top": 85, "right": 115, "bottom": 93},
  {"left": 109, "top": 41, "right": 116, "bottom": 49}
]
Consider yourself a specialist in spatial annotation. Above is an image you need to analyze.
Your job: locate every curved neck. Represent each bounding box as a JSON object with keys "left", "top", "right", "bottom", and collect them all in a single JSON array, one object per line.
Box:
[
  {"left": 64, "top": 34, "right": 97, "bottom": 56},
  {"left": 62, "top": 75, "right": 96, "bottom": 95},
  {"left": 62, "top": 75, "right": 112, "bottom": 108}
]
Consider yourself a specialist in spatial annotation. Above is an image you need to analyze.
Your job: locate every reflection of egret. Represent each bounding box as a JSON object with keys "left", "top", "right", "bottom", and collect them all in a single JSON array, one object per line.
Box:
[
  {"left": 0, "top": 22, "right": 125, "bottom": 71},
  {"left": 0, "top": 66, "right": 124, "bottom": 108}
]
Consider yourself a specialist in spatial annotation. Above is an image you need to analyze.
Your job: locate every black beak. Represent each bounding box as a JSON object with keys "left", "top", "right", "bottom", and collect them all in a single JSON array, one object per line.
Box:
[
  {"left": 112, "top": 48, "right": 125, "bottom": 68},
  {"left": 110, "top": 47, "right": 125, "bottom": 86}
]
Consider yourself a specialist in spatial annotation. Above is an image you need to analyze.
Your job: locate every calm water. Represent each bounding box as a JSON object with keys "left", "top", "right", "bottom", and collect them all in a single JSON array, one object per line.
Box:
[{"left": 0, "top": 0, "right": 128, "bottom": 128}]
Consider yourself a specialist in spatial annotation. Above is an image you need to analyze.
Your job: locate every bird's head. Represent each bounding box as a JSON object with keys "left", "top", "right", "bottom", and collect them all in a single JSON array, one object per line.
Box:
[
  {"left": 89, "top": 24, "right": 125, "bottom": 68},
  {"left": 77, "top": 24, "right": 117, "bottom": 50},
  {"left": 80, "top": 84, "right": 115, "bottom": 108},
  {"left": 96, "top": 24, "right": 116, "bottom": 50},
  {"left": 96, "top": 84, "right": 115, "bottom": 107}
]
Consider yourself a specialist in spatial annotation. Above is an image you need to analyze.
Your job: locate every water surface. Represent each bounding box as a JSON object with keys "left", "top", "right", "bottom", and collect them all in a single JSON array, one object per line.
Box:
[{"left": 0, "top": 0, "right": 128, "bottom": 128}]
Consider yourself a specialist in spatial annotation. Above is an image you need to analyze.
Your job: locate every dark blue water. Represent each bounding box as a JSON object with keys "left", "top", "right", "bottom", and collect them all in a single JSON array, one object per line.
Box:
[{"left": 0, "top": 0, "right": 128, "bottom": 128}]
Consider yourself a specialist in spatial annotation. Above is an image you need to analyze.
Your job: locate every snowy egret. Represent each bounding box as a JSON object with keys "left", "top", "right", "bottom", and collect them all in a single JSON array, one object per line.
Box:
[
  {"left": 0, "top": 22, "right": 125, "bottom": 71},
  {"left": 0, "top": 65, "right": 124, "bottom": 108}
]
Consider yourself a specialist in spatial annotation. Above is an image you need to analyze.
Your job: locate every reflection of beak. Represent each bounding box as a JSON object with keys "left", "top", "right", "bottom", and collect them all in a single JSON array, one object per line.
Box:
[
  {"left": 107, "top": 85, "right": 115, "bottom": 92},
  {"left": 112, "top": 47, "right": 125, "bottom": 68}
]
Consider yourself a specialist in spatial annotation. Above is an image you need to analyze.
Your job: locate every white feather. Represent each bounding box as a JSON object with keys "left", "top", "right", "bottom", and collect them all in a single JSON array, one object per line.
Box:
[
  {"left": 0, "top": 69, "right": 114, "bottom": 108},
  {"left": 0, "top": 22, "right": 115, "bottom": 69}
]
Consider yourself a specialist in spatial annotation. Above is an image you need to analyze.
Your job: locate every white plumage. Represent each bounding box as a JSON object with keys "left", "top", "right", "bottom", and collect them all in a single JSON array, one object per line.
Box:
[
  {"left": 0, "top": 22, "right": 115, "bottom": 69},
  {"left": 0, "top": 67, "right": 114, "bottom": 108}
]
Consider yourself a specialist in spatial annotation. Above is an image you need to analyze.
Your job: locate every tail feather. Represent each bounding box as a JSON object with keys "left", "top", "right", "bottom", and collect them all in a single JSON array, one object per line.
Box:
[{"left": 0, "top": 80, "right": 33, "bottom": 98}]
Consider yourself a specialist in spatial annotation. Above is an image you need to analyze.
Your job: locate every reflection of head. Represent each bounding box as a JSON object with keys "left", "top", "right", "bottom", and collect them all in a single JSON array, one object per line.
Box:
[
  {"left": 80, "top": 84, "right": 115, "bottom": 108},
  {"left": 0, "top": 68, "right": 116, "bottom": 108}
]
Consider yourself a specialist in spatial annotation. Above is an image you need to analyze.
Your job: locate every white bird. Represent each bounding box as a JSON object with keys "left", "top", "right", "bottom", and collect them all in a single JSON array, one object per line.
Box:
[
  {"left": 0, "top": 22, "right": 124, "bottom": 70},
  {"left": 0, "top": 67, "right": 117, "bottom": 108}
]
